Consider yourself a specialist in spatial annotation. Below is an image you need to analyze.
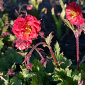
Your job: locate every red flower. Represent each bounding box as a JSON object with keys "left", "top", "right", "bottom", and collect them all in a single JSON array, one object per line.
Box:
[
  {"left": 13, "top": 38, "right": 32, "bottom": 50},
  {"left": 66, "top": 2, "right": 84, "bottom": 25},
  {"left": 12, "top": 15, "right": 41, "bottom": 40}
]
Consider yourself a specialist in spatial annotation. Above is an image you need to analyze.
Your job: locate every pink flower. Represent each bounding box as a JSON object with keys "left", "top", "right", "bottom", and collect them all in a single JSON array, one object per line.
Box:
[
  {"left": 13, "top": 38, "right": 32, "bottom": 50},
  {"left": 7, "top": 69, "right": 15, "bottom": 76},
  {"left": 27, "top": 5, "right": 33, "bottom": 10},
  {"left": 1, "top": 31, "right": 10, "bottom": 37},
  {"left": 12, "top": 15, "right": 41, "bottom": 40},
  {"left": 66, "top": 2, "right": 84, "bottom": 25},
  {"left": 1, "top": 5, "right": 4, "bottom": 12},
  {"left": 26, "top": 62, "right": 33, "bottom": 71},
  {"left": 40, "top": 58, "right": 47, "bottom": 68}
]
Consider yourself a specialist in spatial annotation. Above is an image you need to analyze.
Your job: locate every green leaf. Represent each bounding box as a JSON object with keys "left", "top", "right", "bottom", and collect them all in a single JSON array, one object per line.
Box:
[
  {"left": 54, "top": 42, "right": 72, "bottom": 68},
  {"left": 54, "top": 42, "right": 60, "bottom": 57},
  {"left": 59, "top": 0, "right": 67, "bottom": 19},
  {"left": 20, "top": 69, "right": 35, "bottom": 78},
  {"left": 32, "top": 59, "right": 44, "bottom": 72},
  {"left": 60, "top": 9, "right": 66, "bottom": 19},
  {"left": 2, "top": 26, "right": 8, "bottom": 32},
  {"left": 45, "top": 32, "right": 53, "bottom": 46},
  {"left": 80, "top": 63, "right": 85, "bottom": 72},
  {"left": 2, "top": 14, "right": 8, "bottom": 23},
  {"left": 8, "top": 34, "right": 15, "bottom": 41},
  {"left": 72, "top": 70, "right": 81, "bottom": 81},
  {"left": 0, "top": 58, "right": 8, "bottom": 71},
  {"left": 31, "top": 75, "right": 43, "bottom": 85},
  {"left": 81, "top": 70, "right": 85, "bottom": 82},
  {"left": 0, "top": 18, "right": 4, "bottom": 29},
  {"left": 45, "top": 61, "right": 54, "bottom": 73},
  {"left": 59, "top": 0, "right": 65, "bottom": 10},
  {"left": 0, "top": 39, "right": 4, "bottom": 50},
  {"left": 10, "top": 77, "right": 22, "bottom": 85},
  {"left": 53, "top": 68, "right": 79, "bottom": 85},
  {"left": 59, "top": 53, "right": 72, "bottom": 68},
  {"left": 1, "top": 47, "right": 23, "bottom": 65}
]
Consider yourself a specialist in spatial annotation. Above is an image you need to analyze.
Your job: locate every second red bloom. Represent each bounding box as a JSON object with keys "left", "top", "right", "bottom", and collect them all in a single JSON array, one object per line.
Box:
[{"left": 66, "top": 2, "right": 84, "bottom": 25}]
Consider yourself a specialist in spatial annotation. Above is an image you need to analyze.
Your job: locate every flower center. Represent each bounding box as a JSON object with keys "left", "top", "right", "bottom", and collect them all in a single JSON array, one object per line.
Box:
[
  {"left": 25, "top": 24, "right": 31, "bottom": 35},
  {"left": 69, "top": 10, "right": 77, "bottom": 19}
]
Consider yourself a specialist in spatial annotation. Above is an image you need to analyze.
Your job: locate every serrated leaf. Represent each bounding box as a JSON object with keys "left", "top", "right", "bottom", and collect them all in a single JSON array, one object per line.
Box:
[
  {"left": 59, "top": 53, "right": 72, "bottom": 68},
  {"left": 31, "top": 75, "right": 43, "bottom": 85},
  {"left": 72, "top": 70, "right": 80, "bottom": 81},
  {"left": 8, "top": 34, "right": 15, "bottom": 41},
  {"left": 10, "top": 77, "right": 21, "bottom": 85},
  {"left": 32, "top": 59, "right": 44, "bottom": 72},
  {"left": 1, "top": 47, "right": 23, "bottom": 65},
  {"left": 45, "top": 61, "right": 54, "bottom": 73},
  {"left": 2, "top": 26, "right": 8, "bottom": 32},
  {"left": 54, "top": 42, "right": 60, "bottom": 57},
  {"left": 0, "top": 39, "right": 4, "bottom": 46},
  {"left": 53, "top": 68, "right": 78, "bottom": 85},
  {"left": 54, "top": 42, "right": 72, "bottom": 68},
  {"left": 0, "top": 18, "right": 4, "bottom": 29},
  {"left": 0, "top": 39, "right": 4, "bottom": 50},
  {"left": 80, "top": 63, "right": 85, "bottom": 71},
  {"left": 20, "top": 64, "right": 26, "bottom": 70},
  {"left": 81, "top": 70, "right": 85, "bottom": 82},
  {"left": 20, "top": 69, "right": 35, "bottom": 78},
  {"left": 0, "top": 58, "right": 8, "bottom": 71},
  {"left": 2, "top": 14, "right": 8, "bottom": 24},
  {"left": 45, "top": 32, "right": 53, "bottom": 45}
]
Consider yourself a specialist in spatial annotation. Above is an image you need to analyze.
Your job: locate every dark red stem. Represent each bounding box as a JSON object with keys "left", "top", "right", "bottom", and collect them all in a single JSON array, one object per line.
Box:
[
  {"left": 48, "top": 46, "right": 59, "bottom": 68},
  {"left": 76, "top": 36, "right": 79, "bottom": 71}
]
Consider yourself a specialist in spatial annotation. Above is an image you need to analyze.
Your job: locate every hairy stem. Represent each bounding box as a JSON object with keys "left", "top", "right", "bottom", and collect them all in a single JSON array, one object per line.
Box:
[
  {"left": 76, "top": 36, "right": 79, "bottom": 71},
  {"left": 0, "top": 76, "right": 9, "bottom": 84},
  {"left": 19, "top": 4, "right": 29, "bottom": 13},
  {"left": 48, "top": 46, "right": 59, "bottom": 68}
]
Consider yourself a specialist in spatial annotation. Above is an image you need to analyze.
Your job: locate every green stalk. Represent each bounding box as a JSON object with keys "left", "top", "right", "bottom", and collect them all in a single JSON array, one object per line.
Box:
[{"left": 51, "top": 8, "right": 62, "bottom": 39}]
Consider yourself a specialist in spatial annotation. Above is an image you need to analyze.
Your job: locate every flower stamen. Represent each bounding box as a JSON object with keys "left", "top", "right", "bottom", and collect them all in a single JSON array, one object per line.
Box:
[
  {"left": 25, "top": 24, "right": 31, "bottom": 35},
  {"left": 69, "top": 10, "right": 77, "bottom": 19}
]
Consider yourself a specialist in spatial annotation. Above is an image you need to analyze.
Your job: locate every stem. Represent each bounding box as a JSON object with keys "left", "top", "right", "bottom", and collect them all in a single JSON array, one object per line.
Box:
[
  {"left": 25, "top": 42, "right": 46, "bottom": 66},
  {"left": 76, "top": 36, "right": 79, "bottom": 71},
  {"left": 19, "top": 4, "right": 29, "bottom": 13},
  {"left": 0, "top": 76, "right": 9, "bottom": 84},
  {"left": 48, "top": 46, "right": 59, "bottom": 68}
]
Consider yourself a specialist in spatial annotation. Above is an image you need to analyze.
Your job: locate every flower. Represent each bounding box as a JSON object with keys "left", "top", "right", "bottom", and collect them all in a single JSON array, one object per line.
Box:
[
  {"left": 13, "top": 38, "right": 32, "bottom": 50},
  {"left": 7, "top": 69, "right": 15, "bottom": 76},
  {"left": 12, "top": 15, "right": 41, "bottom": 40},
  {"left": 0, "top": 5, "right": 4, "bottom": 12},
  {"left": 66, "top": 2, "right": 84, "bottom": 25},
  {"left": 1, "top": 31, "right": 10, "bottom": 37},
  {"left": 25, "top": 62, "right": 33, "bottom": 71},
  {"left": 40, "top": 58, "right": 47, "bottom": 68},
  {"left": 27, "top": 5, "right": 33, "bottom": 10}
]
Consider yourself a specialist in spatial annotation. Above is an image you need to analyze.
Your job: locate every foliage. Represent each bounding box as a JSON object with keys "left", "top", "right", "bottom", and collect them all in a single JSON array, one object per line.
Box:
[{"left": 0, "top": 0, "right": 85, "bottom": 85}]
